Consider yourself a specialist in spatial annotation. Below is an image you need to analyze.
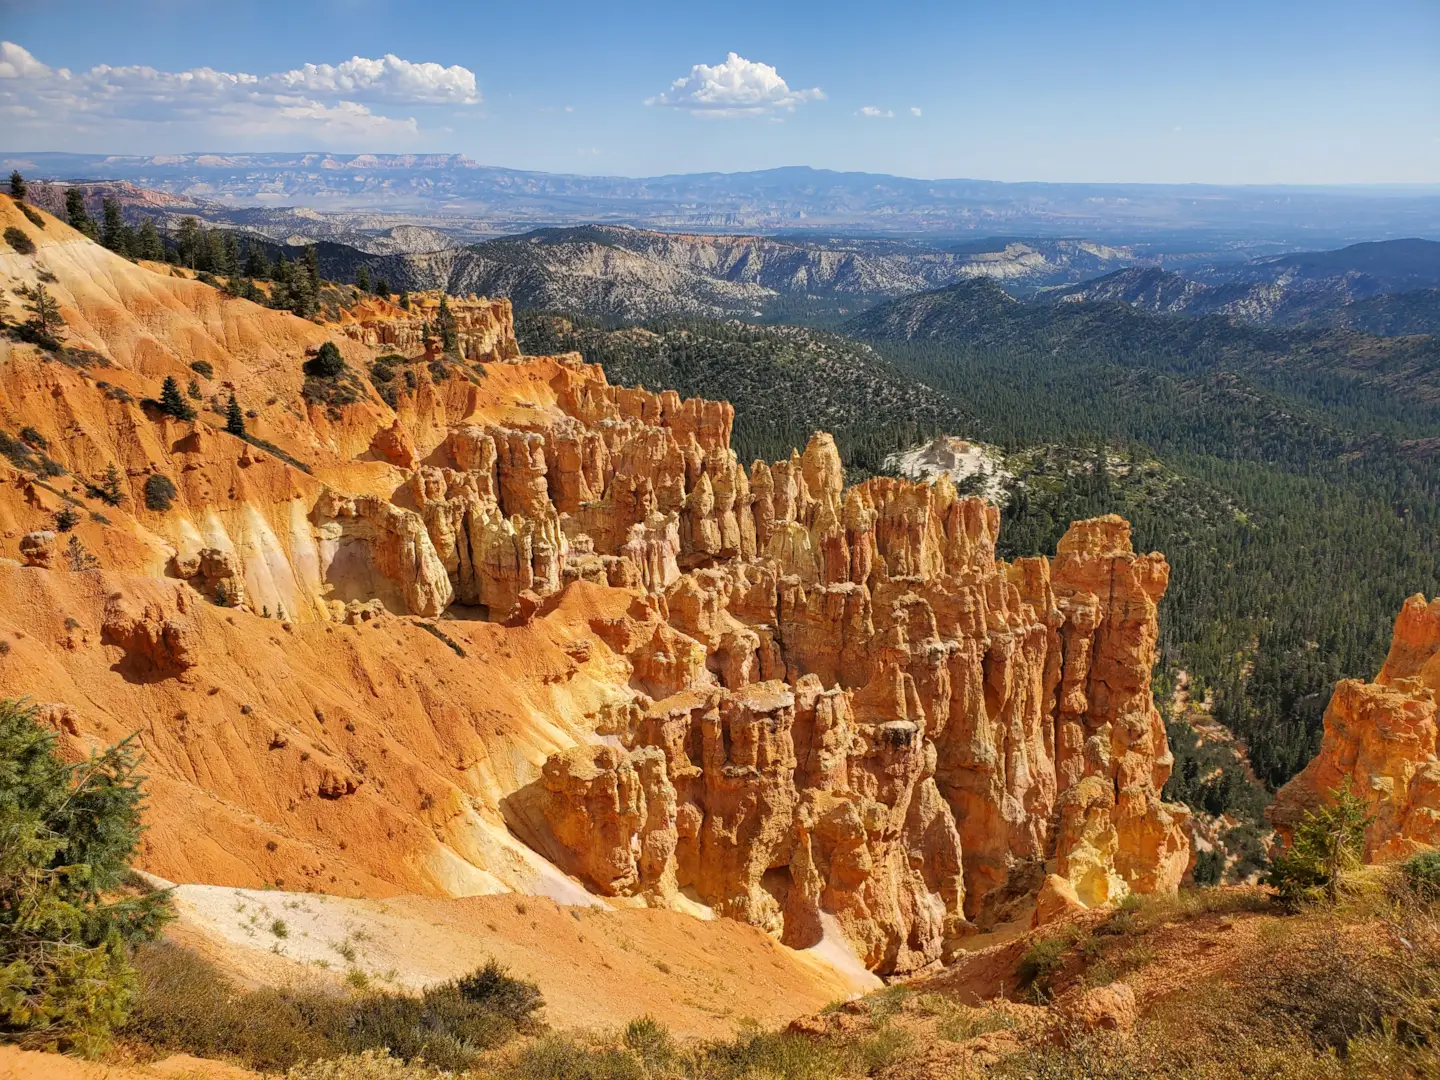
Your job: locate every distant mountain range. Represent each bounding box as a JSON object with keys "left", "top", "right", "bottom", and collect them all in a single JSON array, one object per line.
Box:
[
  {"left": 24, "top": 176, "right": 1440, "bottom": 330},
  {"left": 1040, "top": 239, "right": 1440, "bottom": 334},
  {"left": 5, "top": 152, "right": 1439, "bottom": 245},
  {"left": 356, "top": 227, "right": 1142, "bottom": 320}
]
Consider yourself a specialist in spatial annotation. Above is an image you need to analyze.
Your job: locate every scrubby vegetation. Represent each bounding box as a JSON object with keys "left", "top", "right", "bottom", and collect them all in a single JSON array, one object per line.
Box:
[
  {"left": 3, "top": 225, "right": 34, "bottom": 255},
  {"left": 120, "top": 945, "right": 542, "bottom": 1072}
]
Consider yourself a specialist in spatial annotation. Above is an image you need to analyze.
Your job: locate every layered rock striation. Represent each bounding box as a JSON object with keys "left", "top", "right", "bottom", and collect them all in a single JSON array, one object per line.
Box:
[{"left": 1271, "top": 594, "right": 1440, "bottom": 861}]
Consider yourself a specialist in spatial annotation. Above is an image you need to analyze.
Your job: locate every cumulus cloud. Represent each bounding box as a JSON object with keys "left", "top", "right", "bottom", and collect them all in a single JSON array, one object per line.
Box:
[
  {"left": 0, "top": 41, "right": 477, "bottom": 147},
  {"left": 910, "top": 107, "right": 922, "bottom": 117},
  {"left": 268, "top": 55, "right": 478, "bottom": 104},
  {"left": 646, "top": 52, "right": 823, "bottom": 116},
  {"left": 858, "top": 106, "right": 894, "bottom": 118}
]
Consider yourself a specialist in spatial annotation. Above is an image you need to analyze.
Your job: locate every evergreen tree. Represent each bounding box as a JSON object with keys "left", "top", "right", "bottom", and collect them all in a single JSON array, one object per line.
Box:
[
  {"left": 157, "top": 376, "right": 195, "bottom": 421},
  {"left": 24, "top": 284, "right": 60, "bottom": 336},
  {"left": 93, "top": 463, "right": 126, "bottom": 506},
  {"left": 65, "top": 535, "right": 99, "bottom": 571},
  {"left": 1268, "top": 780, "right": 1374, "bottom": 906},
  {"left": 290, "top": 263, "right": 316, "bottom": 319},
  {"left": 438, "top": 295, "right": 459, "bottom": 355},
  {"left": 225, "top": 394, "right": 246, "bottom": 437},
  {"left": 100, "top": 198, "right": 135, "bottom": 257},
  {"left": 399, "top": 290, "right": 410, "bottom": 310},
  {"left": 221, "top": 232, "right": 240, "bottom": 277},
  {"left": 8, "top": 170, "right": 24, "bottom": 199},
  {"left": 244, "top": 245, "right": 270, "bottom": 280},
  {"left": 304, "top": 245, "right": 320, "bottom": 286},
  {"left": 376, "top": 278, "right": 391, "bottom": 299},
  {"left": 64, "top": 188, "right": 97, "bottom": 240},
  {"left": 356, "top": 265, "right": 372, "bottom": 293},
  {"left": 175, "top": 217, "right": 203, "bottom": 269},
  {"left": 135, "top": 219, "right": 164, "bottom": 262},
  {"left": 0, "top": 700, "right": 171, "bottom": 1052}
]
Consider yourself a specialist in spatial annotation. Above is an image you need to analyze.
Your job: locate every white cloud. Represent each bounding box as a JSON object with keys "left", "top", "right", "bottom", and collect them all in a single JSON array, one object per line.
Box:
[
  {"left": 858, "top": 106, "right": 894, "bottom": 118},
  {"left": 646, "top": 52, "right": 823, "bottom": 117},
  {"left": 269, "top": 55, "right": 478, "bottom": 104},
  {"left": 0, "top": 41, "right": 476, "bottom": 147},
  {"left": 910, "top": 107, "right": 922, "bottom": 117}
]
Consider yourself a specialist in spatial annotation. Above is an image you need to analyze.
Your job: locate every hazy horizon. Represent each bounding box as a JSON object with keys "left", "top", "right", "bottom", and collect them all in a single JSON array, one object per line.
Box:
[{"left": 1, "top": 0, "right": 1436, "bottom": 185}]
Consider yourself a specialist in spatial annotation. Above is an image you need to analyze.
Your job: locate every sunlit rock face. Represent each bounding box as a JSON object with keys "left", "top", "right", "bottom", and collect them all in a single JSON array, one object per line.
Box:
[{"left": 1271, "top": 594, "right": 1440, "bottom": 861}]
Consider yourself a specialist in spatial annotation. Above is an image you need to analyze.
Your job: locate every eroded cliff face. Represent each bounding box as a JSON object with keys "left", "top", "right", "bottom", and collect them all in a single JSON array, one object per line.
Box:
[
  {"left": 0, "top": 196, "right": 1188, "bottom": 974},
  {"left": 1271, "top": 594, "right": 1440, "bottom": 861}
]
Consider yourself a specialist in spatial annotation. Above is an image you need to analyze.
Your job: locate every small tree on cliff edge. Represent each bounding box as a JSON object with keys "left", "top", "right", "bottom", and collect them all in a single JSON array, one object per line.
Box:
[
  {"left": 8, "top": 171, "right": 25, "bottom": 199},
  {"left": 1268, "top": 779, "right": 1373, "bottom": 906},
  {"left": 0, "top": 699, "right": 173, "bottom": 1053},
  {"left": 225, "top": 394, "right": 246, "bottom": 437}
]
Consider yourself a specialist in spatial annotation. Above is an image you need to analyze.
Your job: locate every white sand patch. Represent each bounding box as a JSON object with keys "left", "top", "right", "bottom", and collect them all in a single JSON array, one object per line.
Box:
[
  {"left": 884, "top": 436, "right": 1011, "bottom": 502},
  {"left": 798, "top": 913, "right": 883, "bottom": 994}
]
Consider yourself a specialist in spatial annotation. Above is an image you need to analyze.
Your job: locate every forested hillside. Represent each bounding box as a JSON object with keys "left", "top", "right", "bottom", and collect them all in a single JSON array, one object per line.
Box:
[
  {"left": 518, "top": 314, "right": 971, "bottom": 477},
  {"left": 848, "top": 281, "right": 1440, "bottom": 795}
]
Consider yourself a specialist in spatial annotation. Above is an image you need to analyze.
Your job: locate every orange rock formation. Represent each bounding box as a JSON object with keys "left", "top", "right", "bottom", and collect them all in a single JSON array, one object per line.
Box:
[
  {"left": 0, "top": 195, "right": 1188, "bottom": 974},
  {"left": 1271, "top": 594, "right": 1440, "bottom": 860}
]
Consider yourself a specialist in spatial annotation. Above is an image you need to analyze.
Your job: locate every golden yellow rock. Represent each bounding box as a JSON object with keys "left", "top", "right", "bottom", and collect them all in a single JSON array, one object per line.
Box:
[{"left": 1271, "top": 594, "right": 1440, "bottom": 860}]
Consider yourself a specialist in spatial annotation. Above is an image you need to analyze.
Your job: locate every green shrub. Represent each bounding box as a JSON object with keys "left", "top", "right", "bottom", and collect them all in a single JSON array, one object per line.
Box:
[
  {"left": 19, "top": 205, "right": 45, "bottom": 229},
  {"left": 304, "top": 342, "right": 346, "bottom": 379},
  {"left": 696, "top": 1028, "right": 846, "bottom": 1080},
  {"left": 455, "top": 958, "right": 544, "bottom": 1024},
  {"left": 189, "top": 360, "right": 214, "bottom": 379},
  {"left": 3, "top": 225, "right": 34, "bottom": 255},
  {"left": 1402, "top": 851, "right": 1440, "bottom": 898},
  {"left": 623, "top": 1015, "right": 675, "bottom": 1069},
  {"left": 505, "top": 1034, "right": 645, "bottom": 1080},
  {"left": 143, "top": 473, "right": 177, "bottom": 512},
  {"left": 1017, "top": 928, "right": 1078, "bottom": 998},
  {"left": 122, "top": 943, "right": 538, "bottom": 1072},
  {"left": 0, "top": 699, "right": 172, "bottom": 1053}
]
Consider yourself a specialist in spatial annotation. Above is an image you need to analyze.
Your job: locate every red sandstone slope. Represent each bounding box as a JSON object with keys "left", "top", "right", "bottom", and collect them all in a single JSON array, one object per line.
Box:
[{"left": 0, "top": 197, "right": 1190, "bottom": 975}]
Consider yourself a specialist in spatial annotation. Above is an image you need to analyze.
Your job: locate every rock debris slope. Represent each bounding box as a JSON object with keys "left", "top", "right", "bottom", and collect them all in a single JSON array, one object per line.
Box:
[{"left": 0, "top": 195, "right": 1188, "bottom": 975}]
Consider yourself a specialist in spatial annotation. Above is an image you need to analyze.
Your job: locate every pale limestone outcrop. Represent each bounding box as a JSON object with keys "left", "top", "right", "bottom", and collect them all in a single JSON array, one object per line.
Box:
[
  {"left": 311, "top": 489, "right": 453, "bottom": 617},
  {"left": 1271, "top": 594, "right": 1440, "bottom": 860}
]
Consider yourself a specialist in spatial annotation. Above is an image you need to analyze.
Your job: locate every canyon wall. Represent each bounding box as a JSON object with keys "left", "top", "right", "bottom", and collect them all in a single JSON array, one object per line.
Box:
[
  {"left": 0, "top": 195, "right": 1189, "bottom": 974},
  {"left": 1271, "top": 594, "right": 1440, "bottom": 861}
]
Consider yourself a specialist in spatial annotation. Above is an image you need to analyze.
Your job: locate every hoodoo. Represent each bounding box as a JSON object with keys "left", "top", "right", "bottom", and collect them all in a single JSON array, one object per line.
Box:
[
  {"left": 0, "top": 194, "right": 1189, "bottom": 975},
  {"left": 1271, "top": 594, "right": 1440, "bottom": 860}
]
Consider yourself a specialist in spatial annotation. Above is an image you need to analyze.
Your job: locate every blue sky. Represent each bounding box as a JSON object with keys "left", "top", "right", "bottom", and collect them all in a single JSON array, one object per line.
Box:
[{"left": 1, "top": 0, "right": 1436, "bottom": 183}]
